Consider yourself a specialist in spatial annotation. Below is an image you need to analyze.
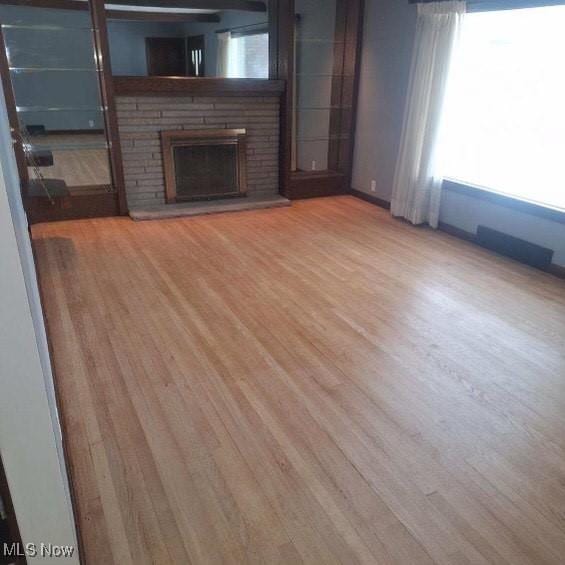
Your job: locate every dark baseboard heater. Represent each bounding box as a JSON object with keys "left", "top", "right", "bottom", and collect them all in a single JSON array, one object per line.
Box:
[{"left": 476, "top": 226, "right": 554, "bottom": 270}]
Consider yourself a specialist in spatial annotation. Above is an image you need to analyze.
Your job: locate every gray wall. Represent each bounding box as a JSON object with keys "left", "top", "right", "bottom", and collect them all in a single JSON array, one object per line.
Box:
[
  {"left": 351, "top": 0, "right": 565, "bottom": 268},
  {"left": 108, "top": 21, "right": 187, "bottom": 76},
  {"left": 351, "top": 0, "right": 416, "bottom": 200}
]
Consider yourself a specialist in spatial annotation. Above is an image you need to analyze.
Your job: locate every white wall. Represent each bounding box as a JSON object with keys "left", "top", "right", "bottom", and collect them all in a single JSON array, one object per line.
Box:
[
  {"left": 352, "top": 0, "right": 565, "bottom": 269},
  {"left": 0, "top": 84, "right": 79, "bottom": 561}
]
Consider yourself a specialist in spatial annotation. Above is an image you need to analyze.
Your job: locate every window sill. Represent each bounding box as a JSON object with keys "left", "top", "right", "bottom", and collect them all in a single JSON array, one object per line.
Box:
[{"left": 442, "top": 178, "right": 565, "bottom": 226}]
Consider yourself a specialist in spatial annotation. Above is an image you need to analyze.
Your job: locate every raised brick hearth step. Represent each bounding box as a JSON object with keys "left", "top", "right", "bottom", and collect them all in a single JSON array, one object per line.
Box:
[{"left": 129, "top": 194, "right": 291, "bottom": 221}]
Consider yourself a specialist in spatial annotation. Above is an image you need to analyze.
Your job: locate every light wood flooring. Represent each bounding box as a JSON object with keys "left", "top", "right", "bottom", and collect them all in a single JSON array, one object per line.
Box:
[
  {"left": 32, "top": 196, "right": 565, "bottom": 564},
  {"left": 30, "top": 134, "right": 111, "bottom": 187}
]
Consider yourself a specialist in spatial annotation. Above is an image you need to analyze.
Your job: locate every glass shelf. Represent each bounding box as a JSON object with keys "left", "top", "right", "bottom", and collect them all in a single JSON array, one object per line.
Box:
[
  {"left": 25, "top": 141, "right": 109, "bottom": 152},
  {"left": 297, "top": 105, "right": 352, "bottom": 110},
  {"left": 17, "top": 106, "right": 106, "bottom": 113},
  {"left": 9, "top": 68, "right": 101, "bottom": 73},
  {"left": 1, "top": 24, "right": 94, "bottom": 31}
]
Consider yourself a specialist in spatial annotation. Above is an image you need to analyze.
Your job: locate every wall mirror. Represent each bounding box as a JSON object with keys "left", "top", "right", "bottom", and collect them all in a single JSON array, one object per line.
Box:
[
  {"left": 0, "top": 2, "right": 113, "bottom": 202},
  {"left": 108, "top": 5, "right": 270, "bottom": 79},
  {"left": 292, "top": 0, "right": 358, "bottom": 173},
  {"left": 282, "top": 0, "right": 363, "bottom": 198}
]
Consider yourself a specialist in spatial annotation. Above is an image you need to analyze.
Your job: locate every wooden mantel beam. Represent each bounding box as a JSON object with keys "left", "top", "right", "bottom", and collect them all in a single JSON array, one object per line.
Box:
[
  {"left": 0, "top": 0, "right": 267, "bottom": 13},
  {"left": 107, "top": 0, "right": 266, "bottom": 10},
  {"left": 106, "top": 11, "right": 221, "bottom": 22}
]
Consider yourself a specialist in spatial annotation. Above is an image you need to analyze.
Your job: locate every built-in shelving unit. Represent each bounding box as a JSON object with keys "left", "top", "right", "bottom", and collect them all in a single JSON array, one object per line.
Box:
[
  {"left": 0, "top": 1, "right": 123, "bottom": 222},
  {"left": 276, "top": 0, "right": 363, "bottom": 199}
]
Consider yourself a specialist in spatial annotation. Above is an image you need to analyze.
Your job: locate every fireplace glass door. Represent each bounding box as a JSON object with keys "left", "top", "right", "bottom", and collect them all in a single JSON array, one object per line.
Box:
[
  {"left": 162, "top": 129, "right": 248, "bottom": 204},
  {"left": 174, "top": 143, "right": 239, "bottom": 200}
]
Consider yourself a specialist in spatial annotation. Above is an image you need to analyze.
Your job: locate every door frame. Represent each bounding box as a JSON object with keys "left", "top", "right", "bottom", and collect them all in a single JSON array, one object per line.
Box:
[{"left": 0, "top": 84, "right": 80, "bottom": 563}]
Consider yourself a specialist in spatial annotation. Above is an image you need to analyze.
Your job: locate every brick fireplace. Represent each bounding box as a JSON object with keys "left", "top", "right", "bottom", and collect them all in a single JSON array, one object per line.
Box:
[{"left": 115, "top": 92, "right": 280, "bottom": 210}]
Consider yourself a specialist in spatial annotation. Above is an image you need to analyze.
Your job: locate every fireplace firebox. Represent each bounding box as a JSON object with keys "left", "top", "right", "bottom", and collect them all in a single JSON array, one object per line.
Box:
[{"left": 161, "top": 129, "right": 248, "bottom": 203}]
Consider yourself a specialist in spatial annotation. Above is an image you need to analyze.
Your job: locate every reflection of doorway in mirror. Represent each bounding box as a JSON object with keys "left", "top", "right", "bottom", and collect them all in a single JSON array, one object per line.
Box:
[
  {"left": 187, "top": 35, "right": 205, "bottom": 77},
  {"left": 146, "top": 37, "right": 187, "bottom": 76}
]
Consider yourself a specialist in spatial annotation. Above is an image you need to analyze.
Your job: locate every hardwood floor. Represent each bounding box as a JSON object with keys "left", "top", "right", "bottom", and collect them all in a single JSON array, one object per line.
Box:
[
  {"left": 32, "top": 196, "right": 565, "bottom": 564},
  {"left": 30, "top": 134, "right": 111, "bottom": 187}
]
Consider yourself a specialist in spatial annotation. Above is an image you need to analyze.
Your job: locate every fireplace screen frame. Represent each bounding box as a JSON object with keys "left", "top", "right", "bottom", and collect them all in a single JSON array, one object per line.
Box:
[{"left": 161, "top": 128, "right": 248, "bottom": 203}]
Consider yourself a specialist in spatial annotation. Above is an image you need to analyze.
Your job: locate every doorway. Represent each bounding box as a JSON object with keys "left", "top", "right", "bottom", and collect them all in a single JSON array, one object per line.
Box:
[
  {"left": 187, "top": 35, "right": 205, "bottom": 77},
  {"left": 146, "top": 37, "right": 187, "bottom": 76}
]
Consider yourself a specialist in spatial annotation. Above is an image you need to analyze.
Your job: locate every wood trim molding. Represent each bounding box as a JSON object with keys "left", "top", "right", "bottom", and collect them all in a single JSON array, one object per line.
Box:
[
  {"left": 271, "top": 0, "right": 293, "bottom": 198},
  {"left": 437, "top": 220, "right": 476, "bottom": 243},
  {"left": 46, "top": 129, "right": 105, "bottom": 136},
  {"left": 105, "top": 0, "right": 266, "bottom": 10},
  {"left": 443, "top": 179, "right": 565, "bottom": 226},
  {"left": 113, "top": 76, "right": 285, "bottom": 97},
  {"left": 343, "top": 0, "right": 364, "bottom": 187},
  {"left": 0, "top": 0, "right": 86, "bottom": 10},
  {"left": 288, "top": 170, "right": 346, "bottom": 199},
  {"left": 349, "top": 188, "right": 391, "bottom": 210},
  {"left": 106, "top": 11, "right": 220, "bottom": 23},
  {"left": 548, "top": 263, "right": 565, "bottom": 279},
  {"left": 0, "top": 0, "right": 266, "bottom": 11},
  {"left": 24, "top": 192, "right": 120, "bottom": 224},
  {"left": 90, "top": 0, "right": 128, "bottom": 215}
]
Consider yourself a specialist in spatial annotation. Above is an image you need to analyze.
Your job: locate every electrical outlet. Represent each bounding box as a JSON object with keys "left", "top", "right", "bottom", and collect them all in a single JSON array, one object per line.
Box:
[
  {"left": 370, "top": 180, "right": 377, "bottom": 192},
  {"left": 311, "top": 160, "right": 317, "bottom": 171},
  {"left": 88, "top": 120, "right": 95, "bottom": 128}
]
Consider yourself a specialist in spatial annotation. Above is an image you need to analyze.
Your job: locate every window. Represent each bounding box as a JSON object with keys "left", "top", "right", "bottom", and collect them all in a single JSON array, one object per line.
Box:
[
  {"left": 227, "top": 32, "right": 269, "bottom": 79},
  {"left": 440, "top": 5, "right": 565, "bottom": 211}
]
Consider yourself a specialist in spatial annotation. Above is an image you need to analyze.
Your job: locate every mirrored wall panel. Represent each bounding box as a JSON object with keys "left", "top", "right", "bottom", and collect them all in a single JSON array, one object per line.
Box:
[
  {"left": 292, "top": 0, "right": 355, "bottom": 174},
  {"left": 108, "top": 9, "right": 269, "bottom": 78},
  {"left": 0, "top": 3, "right": 112, "bottom": 199}
]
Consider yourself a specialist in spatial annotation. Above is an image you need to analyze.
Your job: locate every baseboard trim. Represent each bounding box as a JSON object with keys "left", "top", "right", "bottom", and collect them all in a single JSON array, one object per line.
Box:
[
  {"left": 438, "top": 221, "right": 476, "bottom": 243},
  {"left": 548, "top": 263, "right": 565, "bottom": 279},
  {"left": 349, "top": 188, "right": 391, "bottom": 210}
]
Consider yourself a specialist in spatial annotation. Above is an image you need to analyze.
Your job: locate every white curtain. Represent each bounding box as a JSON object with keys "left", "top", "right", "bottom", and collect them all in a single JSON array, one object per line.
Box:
[
  {"left": 391, "top": 1, "right": 465, "bottom": 228},
  {"left": 216, "top": 32, "right": 231, "bottom": 77}
]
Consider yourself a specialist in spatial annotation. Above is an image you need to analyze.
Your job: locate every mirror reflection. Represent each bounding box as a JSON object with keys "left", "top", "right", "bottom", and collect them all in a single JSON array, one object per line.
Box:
[
  {"left": 292, "top": 0, "right": 354, "bottom": 176},
  {"left": 0, "top": 4, "right": 112, "bottom": 195},
  {"left": 108, "top": 10, "right": 269, "bottom": 79}
]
